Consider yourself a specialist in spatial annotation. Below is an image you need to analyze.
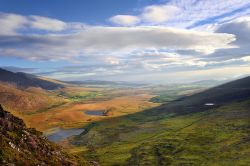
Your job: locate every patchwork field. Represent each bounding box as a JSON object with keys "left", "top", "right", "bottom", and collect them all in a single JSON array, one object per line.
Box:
[
  {"left": 55, "top": 77, "right": 250, "bottom": 166},
  {"left": 23, "top": 90, "right": 159, "bottom": 131},
  {"left": 1, "top": 85, "right": 156, "bottom": 131},
  {"left": 0, "top": 81, "right": 207, "bottom": 134}
]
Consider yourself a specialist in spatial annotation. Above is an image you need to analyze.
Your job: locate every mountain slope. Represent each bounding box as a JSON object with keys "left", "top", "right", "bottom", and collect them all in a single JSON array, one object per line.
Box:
[
  {"left": 0, "top": 83, "right": 66, "bottom": 113},
  {"left": 70, "top": 76, "right": 250, "bottom": 165},
  {"left": 124, "top": 100, "right": 250, "bottom": 166},
  {"left": 0, "top": 68, "right": 63, "bottom": 90},
  {"left": 0, "top": 104, "right": 88, "bottom": 166},
  {"left": 149, "top": 76, "right": 250, "bottom": 116},
  {"left": 0, "top": 68, "right": 67, "bottom": 114}
]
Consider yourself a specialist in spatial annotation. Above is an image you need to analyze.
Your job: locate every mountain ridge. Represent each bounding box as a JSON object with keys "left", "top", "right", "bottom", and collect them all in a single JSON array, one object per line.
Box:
[{"left": 0, "top": 68, "right": 63, "bottom": 90}]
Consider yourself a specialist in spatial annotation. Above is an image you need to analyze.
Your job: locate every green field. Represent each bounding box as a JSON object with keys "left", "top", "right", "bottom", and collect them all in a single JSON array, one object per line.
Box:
[
  {"left": 149, "top": 85, "right": 205, "bottom": 103},
  {"left": 66, "top": 77, "right": 250, "bottom": 165},
  {"left": 69, "top": 99, "right": 250, "bottom": 166}
]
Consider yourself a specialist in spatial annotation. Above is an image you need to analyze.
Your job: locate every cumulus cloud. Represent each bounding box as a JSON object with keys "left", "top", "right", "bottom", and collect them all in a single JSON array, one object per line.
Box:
[
  {"left": 109, "top": 4, "right": 180, "bottom": 25},
  {"left": 0, "top": 26, "right": 235, "bottom": 61},
  {"left": 108, "top": 1, "right": 250, "bottom": 28},
  {"left": 29, "top": 15, "right": 67, "bottom": 31},
  {"left": 216, "top": 16, "right": 250, "bottom": 46},
  {"left": 0, "top": 13, "right": 28, "bottom": 35},
  {"left": 109, "top": 15, "right": 140, "bottom": 26},
  {"left": 202, "top": 16, "right": 250, "bottom": 61},
  {"left": 141, "top": 4, "right": 180, "bottom": 23},
  {"left": 0, "top": 13, "right": 67, "bottom": 35},
  {"left": 1, "top": 11, "right": 250, "bottom": 82}
]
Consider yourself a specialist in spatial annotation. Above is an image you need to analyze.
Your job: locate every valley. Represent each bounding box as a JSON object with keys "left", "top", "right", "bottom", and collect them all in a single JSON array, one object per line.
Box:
[
  {"left": 0, "top": 69, "right": 206, "bottom": 133},
  {"left": 2, "top": 1, "right": 250, "bottom": 165},
  {"left": 1, "top": 68, "right": 249, "bottom": 165},
  {"left": 66, "top": 76, "right": 250, "bottom": 165},
  {"left": 20, "top": 86, "right": 160, "bottom": 131}
]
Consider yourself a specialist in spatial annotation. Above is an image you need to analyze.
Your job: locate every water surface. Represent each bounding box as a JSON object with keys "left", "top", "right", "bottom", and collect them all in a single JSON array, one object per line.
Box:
[
  {"left": 45, "top": 127, "right": 85, "bottom": 142},
  {"left": 85, "top": 110, "right": 104, "bottom": 116}
]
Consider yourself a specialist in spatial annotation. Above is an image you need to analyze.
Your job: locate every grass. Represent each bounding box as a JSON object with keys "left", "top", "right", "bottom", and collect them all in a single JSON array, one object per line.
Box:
[
  {"left": 69, "top": 99, "right": 250, "bottom": 166},
  {"left": 2, "top": 78, "right": 249, "bottom": 165},
  {"left": 149, "top": 85, "right": 205, "bottom": 103},
  {"left": 12, "top": 86, "right": 159, "bottom": 131},
  {"left": 2, "top": 82, "right": 204, "bottom": 133},
  {"left": 58, "top": 89, "right": 105, "bottom": 102}
]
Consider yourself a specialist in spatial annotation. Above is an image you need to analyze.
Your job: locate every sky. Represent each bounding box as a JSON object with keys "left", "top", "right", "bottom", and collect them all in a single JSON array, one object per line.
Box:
[{"left": 0, "top": 0, "right": 250, "bottom": 83}]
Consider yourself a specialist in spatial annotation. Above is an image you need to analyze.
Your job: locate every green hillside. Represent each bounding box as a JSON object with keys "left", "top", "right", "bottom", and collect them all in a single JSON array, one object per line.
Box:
[{"left": 70, "top": 77, "right": 250, "bottom": 165}]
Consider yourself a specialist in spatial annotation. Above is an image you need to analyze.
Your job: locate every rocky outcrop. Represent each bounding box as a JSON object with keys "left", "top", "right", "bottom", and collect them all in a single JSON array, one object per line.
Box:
[{"left": 0, "top": 105, "right": 87, "bottom": 166}]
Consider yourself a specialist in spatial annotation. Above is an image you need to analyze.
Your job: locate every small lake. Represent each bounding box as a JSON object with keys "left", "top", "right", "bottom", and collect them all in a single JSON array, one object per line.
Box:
[
  {"left": 85, "top": 110, "right": 104, "bottom": 116},
  {"left": 204, "top": 103, "right": 215, "bottom": 106},
  {"left": 45, "top": 127, "right": 85, "bottom": 142}
]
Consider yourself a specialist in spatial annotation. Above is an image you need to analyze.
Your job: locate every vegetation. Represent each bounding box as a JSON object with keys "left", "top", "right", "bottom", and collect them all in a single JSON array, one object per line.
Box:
[
  {"left": 68, "top": 100, "right": 250, "bottom": 166},
  {"left": 149, "top": 85, "right": 205, "bottom": 103},
  {"left": 0, "top": 83, "right": 66, "bottom": 114},
  {"left": 59, "top": 90, "right": 104, "bottom": 102},
  {"left": 1, "top": 67, "right": 250, "bottom": 165},
  {"left": 0, "top": 105, "right": 89, "bottom": 165},
  {"left": 69, "top": 77, "right": 250, "bottom": 165}
]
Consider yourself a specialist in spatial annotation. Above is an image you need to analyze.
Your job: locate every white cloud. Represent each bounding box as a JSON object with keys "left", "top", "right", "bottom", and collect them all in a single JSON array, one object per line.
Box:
[
  {"left": 108, "top": 1, "right": 250, "bottom": 28},
  {"left": 109, "top": 15, "right": 140, "bottom": 26},
  {"left": 0, "top": 13, "right": 28, "bottom": 35},
  {"left": 216, "top": 16, "right": 250, "bottom": 46},
  {"left": 202, "top": 16, "right": 250, "bottom": 61},
  {"left": 166, "top": 0, "right": 250, "bottom": 28},
  {"left": 0, "top": 13, "right": 67, "bottom": 35},
  {"left": 29, "top": 15, "right": 67, "bottom": 31},
  {"left": 0, "top": 26, "right": 235, "bottom": 61},
  {"left": 109, "top": 4, "right": 180, "bottom": 25},
  {"left": 141, "top": 4, "right": 180, "bottom": 23},
  {"left": 242, "top": 56, "right": 250, "bottom": 62},
  {"left": 1, "top": 11, "right": 250, "bottom": 82},
  {"left": 105, "top": 57, "right": 120, "bottom": 65}
]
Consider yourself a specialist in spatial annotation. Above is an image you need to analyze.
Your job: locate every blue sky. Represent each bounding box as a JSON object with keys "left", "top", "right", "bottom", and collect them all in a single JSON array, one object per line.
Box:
[
  {"left": 0, "top": 0, "right": 250, "bottom": 83},
  {"left": 0, "top": 0, "right": 157, "bottom": 23}
]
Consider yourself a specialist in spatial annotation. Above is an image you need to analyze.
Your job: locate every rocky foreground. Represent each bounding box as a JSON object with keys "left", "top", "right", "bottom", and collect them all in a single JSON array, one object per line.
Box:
[{"left": 0, "top": 104, "right": 89, "bottom": 166}]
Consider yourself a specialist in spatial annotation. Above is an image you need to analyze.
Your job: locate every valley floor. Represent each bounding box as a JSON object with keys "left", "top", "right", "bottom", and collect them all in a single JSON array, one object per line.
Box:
[{"left": 3, "top": 79, "right": 249, "bottom": 166}]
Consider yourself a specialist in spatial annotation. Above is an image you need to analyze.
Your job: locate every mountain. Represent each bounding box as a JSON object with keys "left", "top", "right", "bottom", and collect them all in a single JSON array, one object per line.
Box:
[
  {"left": 154, "top": 76, "right": 250, "bottom": 115},
  {"left": 70, "top": 76, "right": 250, "bottom": 165},
  {"left": 0, "top": 104, "right": 88, "bottom": 165},
  {"left": 0, "top": 68, "right": 63, "bottom": 90},
  {"left": 0, "top": 82, "right": 65, "bottom": 113},
  {"left": 188, "top": 79, "right": 226, "bottom": 87}
]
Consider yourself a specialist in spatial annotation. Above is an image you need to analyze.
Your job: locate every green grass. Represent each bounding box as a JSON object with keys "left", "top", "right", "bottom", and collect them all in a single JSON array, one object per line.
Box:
[
  {"left": 58, "top": 90, "right": 104, "bottom": 102},
  {"left": 70, "top": 99, "right": 250, "bottom": 166},
  {"left": 149, "top": 85, "right": 204, "bottom": 103},
  {"left": 149, "top": 94, "right": 178, "bottom": 103}
]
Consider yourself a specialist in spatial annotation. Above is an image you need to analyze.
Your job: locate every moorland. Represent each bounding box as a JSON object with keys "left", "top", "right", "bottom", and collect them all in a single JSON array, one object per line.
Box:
[{"left": 1, "top": 68, "right": 250, "bottom": 165}]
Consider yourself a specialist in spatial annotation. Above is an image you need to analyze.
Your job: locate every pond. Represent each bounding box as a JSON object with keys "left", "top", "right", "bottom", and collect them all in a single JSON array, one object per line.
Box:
[
  {"left": 204, "top": 103, "right": 215, "bottom": 106},
  {"left": 45, "top": 127, "right": 85, "bottom": 142},
  {"left": 85, "top": 110, "right": 104, "bottom": 116}
]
